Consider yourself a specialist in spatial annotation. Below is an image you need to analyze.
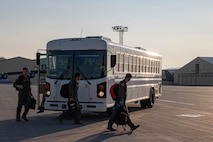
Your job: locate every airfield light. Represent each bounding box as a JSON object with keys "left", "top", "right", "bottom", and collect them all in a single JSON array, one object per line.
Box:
[{"left": 112, "top": 26, "right": 128, "bottom": 45}]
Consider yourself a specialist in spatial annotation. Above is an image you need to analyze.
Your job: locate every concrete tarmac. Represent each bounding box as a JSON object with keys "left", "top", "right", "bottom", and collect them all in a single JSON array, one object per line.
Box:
[{"left": 0, "top": 84, "right": 213, "bottom": 142}]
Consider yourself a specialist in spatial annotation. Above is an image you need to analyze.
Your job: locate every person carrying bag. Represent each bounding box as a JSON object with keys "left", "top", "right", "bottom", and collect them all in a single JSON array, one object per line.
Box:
[{"left": 59, "top": 73, "right": 82, "bottom": 124}]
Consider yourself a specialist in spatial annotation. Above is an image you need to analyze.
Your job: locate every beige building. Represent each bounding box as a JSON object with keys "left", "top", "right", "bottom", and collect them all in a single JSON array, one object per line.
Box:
[
  {"left": 0, "top": 57, "right": 37, "bottom": 83},
  {"left": 174, "top": 57, "right": 213, "bottom": 86}
]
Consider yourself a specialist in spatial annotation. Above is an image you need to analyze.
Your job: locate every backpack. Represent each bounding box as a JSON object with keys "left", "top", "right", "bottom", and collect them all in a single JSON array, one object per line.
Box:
[
  {"left": 60, "top": 82, "right": 70, "bottom": 98},
  {"left": 110, "top": 84, "right": 119, "bottom": 100},
  {"left": 114, "top": 105, "right": 128, "bottom": 130}
]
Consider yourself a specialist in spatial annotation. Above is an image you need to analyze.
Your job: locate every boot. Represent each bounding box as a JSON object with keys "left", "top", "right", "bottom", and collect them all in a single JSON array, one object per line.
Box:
[
  {"left": 107, "top": 127, "right": 116, "bottom": 131},
  {"left": 37, "top": 106, "right": 44, "bottom": 113},
  {"left": 22, "top": 108, "right": 29, "bottom": 121},
  {"left": 131, "top": 125, "right": 140, "bottom": 132}
]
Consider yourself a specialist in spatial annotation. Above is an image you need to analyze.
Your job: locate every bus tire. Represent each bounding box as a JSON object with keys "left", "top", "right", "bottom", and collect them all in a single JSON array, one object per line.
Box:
[{"left": 147, "top": 88, "right": 155, "bottom": 108}]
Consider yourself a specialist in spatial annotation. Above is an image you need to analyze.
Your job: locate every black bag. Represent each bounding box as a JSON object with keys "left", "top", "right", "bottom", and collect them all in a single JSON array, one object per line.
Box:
[
  {"left": 30, "top": 98, "right": 36, "bottom": 109},
  {"left": 60, "top": 83, "right": 70, "bottom": 98},
  {"left": 67, "top": 100, "right": 77, "bottom": 110},
  {"left": 115, "top": 108, "right": 128, "bottom": 126}
]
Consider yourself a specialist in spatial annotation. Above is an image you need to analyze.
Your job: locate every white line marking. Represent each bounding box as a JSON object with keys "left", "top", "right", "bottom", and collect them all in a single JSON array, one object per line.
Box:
[
  {"left": 158, "top": 99, "right": 195, "bottom": 106},
  {"left": 158, "top": 99, "right": 176, "bottom": 103},
  {"left": 176, "top": 114, "right": 205, "bottom": 118}
]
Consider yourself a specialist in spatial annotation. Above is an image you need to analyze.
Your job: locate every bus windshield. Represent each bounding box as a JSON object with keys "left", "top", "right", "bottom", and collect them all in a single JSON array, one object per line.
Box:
[{"left": 47, "top": 50, "right": 107, "bottom": 80}]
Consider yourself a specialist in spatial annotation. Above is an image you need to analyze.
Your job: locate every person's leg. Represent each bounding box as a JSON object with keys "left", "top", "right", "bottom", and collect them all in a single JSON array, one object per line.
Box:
[
  {"left": 73, "top": 100, "right": 82, "bottom": 124},
  {"left": 126, "top": 116, "right": 135, "bottom": 128},
  {"left": 59, "top": 110, "right": 69, "bottom": 124},
  {"left": 74, "top": 108, "right": 82, "bottom": 124},
  {"left": 126, "top": 116, "right": 140, "bottom": 131},
  {"left": 22, "top": 98, "right": 31, "bottom": 121},
  {"left": 107, "top": 110, "right": 118, "bottom": 131},
  {"left": 16, "top": 96, "right": 23, "bottom": 121},
  {"left": 16, "top": 103, "right": 22, "bottom": 121},
  {"left": 37, "top": 94, "right": 45, "bottom": 113}
]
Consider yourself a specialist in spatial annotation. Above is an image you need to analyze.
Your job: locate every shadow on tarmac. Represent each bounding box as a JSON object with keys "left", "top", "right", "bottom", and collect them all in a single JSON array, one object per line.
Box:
[
  {"left": 0, "top": 84, "right": 144, "bottom": 141},
  {"left": 0, "top": 112, "right": 109, "bottom": 142},
  {"left": 76, "top": 130, "right": 132, "bottom": 142},
  {"left": 0, "top": 106, "right": 142, "bottom": 142}
]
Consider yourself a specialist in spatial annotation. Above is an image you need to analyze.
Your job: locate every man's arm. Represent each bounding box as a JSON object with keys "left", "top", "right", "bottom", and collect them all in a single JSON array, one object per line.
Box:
[{"left": 13, "top": 75, "right": 23, "bottom": 90}]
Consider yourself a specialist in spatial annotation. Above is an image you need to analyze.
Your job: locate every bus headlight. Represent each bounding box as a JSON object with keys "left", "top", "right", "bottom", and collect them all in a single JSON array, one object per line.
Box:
[
  {"left": 45, "top": 91, "right": 51, "bottom": 97},
  {"left": 98, "top": 91, "right": 105, "bottom": 97},
  {"left": 97, "top": 82, "right": 106, "bottom": 98}
]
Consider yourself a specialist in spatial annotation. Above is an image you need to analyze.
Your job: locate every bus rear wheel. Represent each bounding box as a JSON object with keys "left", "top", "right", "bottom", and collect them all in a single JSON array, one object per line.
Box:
[
  {"left": 140, "top": 99, "right": 147, "bottom": 109},
  {"left": 140, "top": 88, "right": 155, "bottom": 109},
  {"left": 147, "top": 88, "right": 155, "bottom": 108}
]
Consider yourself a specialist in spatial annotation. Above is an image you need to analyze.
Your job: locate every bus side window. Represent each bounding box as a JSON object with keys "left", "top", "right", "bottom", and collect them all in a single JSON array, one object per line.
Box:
[{"left": 111, "top": 55, "right": 116, "bottom": 68}]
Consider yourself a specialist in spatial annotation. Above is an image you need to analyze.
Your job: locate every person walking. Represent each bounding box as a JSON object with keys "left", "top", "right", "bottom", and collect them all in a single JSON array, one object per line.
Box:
[
  {"left": 14, "top": 67, "right": 32, "bottom": 122},
  {"left": 59, "top": 73, "right": 82, "bottom": 124},
  {"left": 107, "top": 73, "right": 140, "bottom": 131},
  {"left": 37, "top": 94, "right": 45, "bottom": 113}
]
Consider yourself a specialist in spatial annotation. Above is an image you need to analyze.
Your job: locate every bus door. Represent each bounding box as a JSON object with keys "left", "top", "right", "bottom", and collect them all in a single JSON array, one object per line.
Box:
[{"left": 36, "top": 52, "right": 47, "bottom": 108}]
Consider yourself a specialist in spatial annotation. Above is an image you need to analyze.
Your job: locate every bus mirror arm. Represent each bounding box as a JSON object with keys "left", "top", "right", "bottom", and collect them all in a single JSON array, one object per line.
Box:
[
  {"left": 36, "top": 52, "right": 40, "bottom": 65},
  {"left": 86, "top": 80, "right": 91, "bottom": 85},
  {"left": 76, "top": 67, "right": 91, "bottom": 85}
]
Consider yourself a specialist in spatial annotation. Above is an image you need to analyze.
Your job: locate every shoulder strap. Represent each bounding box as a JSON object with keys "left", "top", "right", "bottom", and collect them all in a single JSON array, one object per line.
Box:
[{"left": 17, "top": 75, "right": 24, "bottom": 84}]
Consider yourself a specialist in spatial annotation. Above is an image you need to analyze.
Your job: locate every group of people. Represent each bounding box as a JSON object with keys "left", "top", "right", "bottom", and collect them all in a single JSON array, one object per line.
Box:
[{"left": 14, "top": 68, "right": 139, "bottom": 131}]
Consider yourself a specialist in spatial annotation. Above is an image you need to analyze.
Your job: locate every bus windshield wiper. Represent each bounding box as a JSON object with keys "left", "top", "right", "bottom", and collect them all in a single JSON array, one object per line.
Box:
[
  {"left": 76, "top": 66, "right": 91, "bottom": 85},
  {"left": 59, "top": 65, "right": 70, "bottom": 79},
  {"left": 55, "top": 65, "right": 70, "bottom": 84}
]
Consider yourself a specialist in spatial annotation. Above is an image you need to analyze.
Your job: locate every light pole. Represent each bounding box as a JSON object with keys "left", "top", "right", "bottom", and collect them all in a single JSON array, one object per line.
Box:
[{"left": 112, "top": 26, "right": 128, "bottom": 45}]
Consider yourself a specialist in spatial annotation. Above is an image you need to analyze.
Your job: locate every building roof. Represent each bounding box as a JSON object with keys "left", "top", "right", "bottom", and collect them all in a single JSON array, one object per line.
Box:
[
  {"left": 199, "top": 57, "right": 213, "bottom": 64},
  {"left": 175, "top": 56, "right": 213, "bottom": 74},
  {"left": 0, "top": 57, "right": 37, "bottom": 74}
]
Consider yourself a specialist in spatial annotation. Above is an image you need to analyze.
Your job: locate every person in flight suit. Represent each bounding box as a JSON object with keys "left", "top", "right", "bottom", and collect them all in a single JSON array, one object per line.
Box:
[
  {"left": 14, "top": 67, "right": 32, "bottom": 122},
  {"left": 59, "top": 73, "right": 82, "bottom": 124},
  {"left": 107, "top": 73, "right": 140, "bottom": 131}
]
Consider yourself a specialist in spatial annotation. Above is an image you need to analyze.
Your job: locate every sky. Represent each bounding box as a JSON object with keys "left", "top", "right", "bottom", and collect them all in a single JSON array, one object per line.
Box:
[{"left": 0, "top": 0, "right": 213, "bottom": 69}]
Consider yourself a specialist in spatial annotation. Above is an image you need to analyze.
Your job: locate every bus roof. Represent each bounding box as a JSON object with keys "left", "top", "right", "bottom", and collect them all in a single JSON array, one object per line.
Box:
[
  {"left": 47, "top": 36, "right": 109, "bottom": 51},
  {"left": 47, "top": 36, "right": 162, "bottom": 57}
]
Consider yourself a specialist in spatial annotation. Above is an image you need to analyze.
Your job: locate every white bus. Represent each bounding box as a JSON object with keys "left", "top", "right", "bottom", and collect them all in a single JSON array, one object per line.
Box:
[{"left": 36, "top": 36, "right": 162, "bottom": 112}]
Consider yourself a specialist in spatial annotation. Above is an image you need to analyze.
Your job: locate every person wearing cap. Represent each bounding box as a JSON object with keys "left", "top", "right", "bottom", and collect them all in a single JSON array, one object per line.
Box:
[
  {"left": 14, "top": 67, "right": 32, "bottom": 122},
  {"left": 107, "top": 73, "right": 140, "bottom": 131}
]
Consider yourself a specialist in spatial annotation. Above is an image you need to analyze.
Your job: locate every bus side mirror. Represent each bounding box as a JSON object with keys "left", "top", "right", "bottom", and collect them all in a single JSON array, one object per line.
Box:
[
  {"left": 29, "top": 72, "right": 35, "bottom": 78},
  {"left": 36, "top": 52, "right": 40, "bottom": 65},
  {"left": 111, "top": 55, "right": 116, "bottom": 68}
]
